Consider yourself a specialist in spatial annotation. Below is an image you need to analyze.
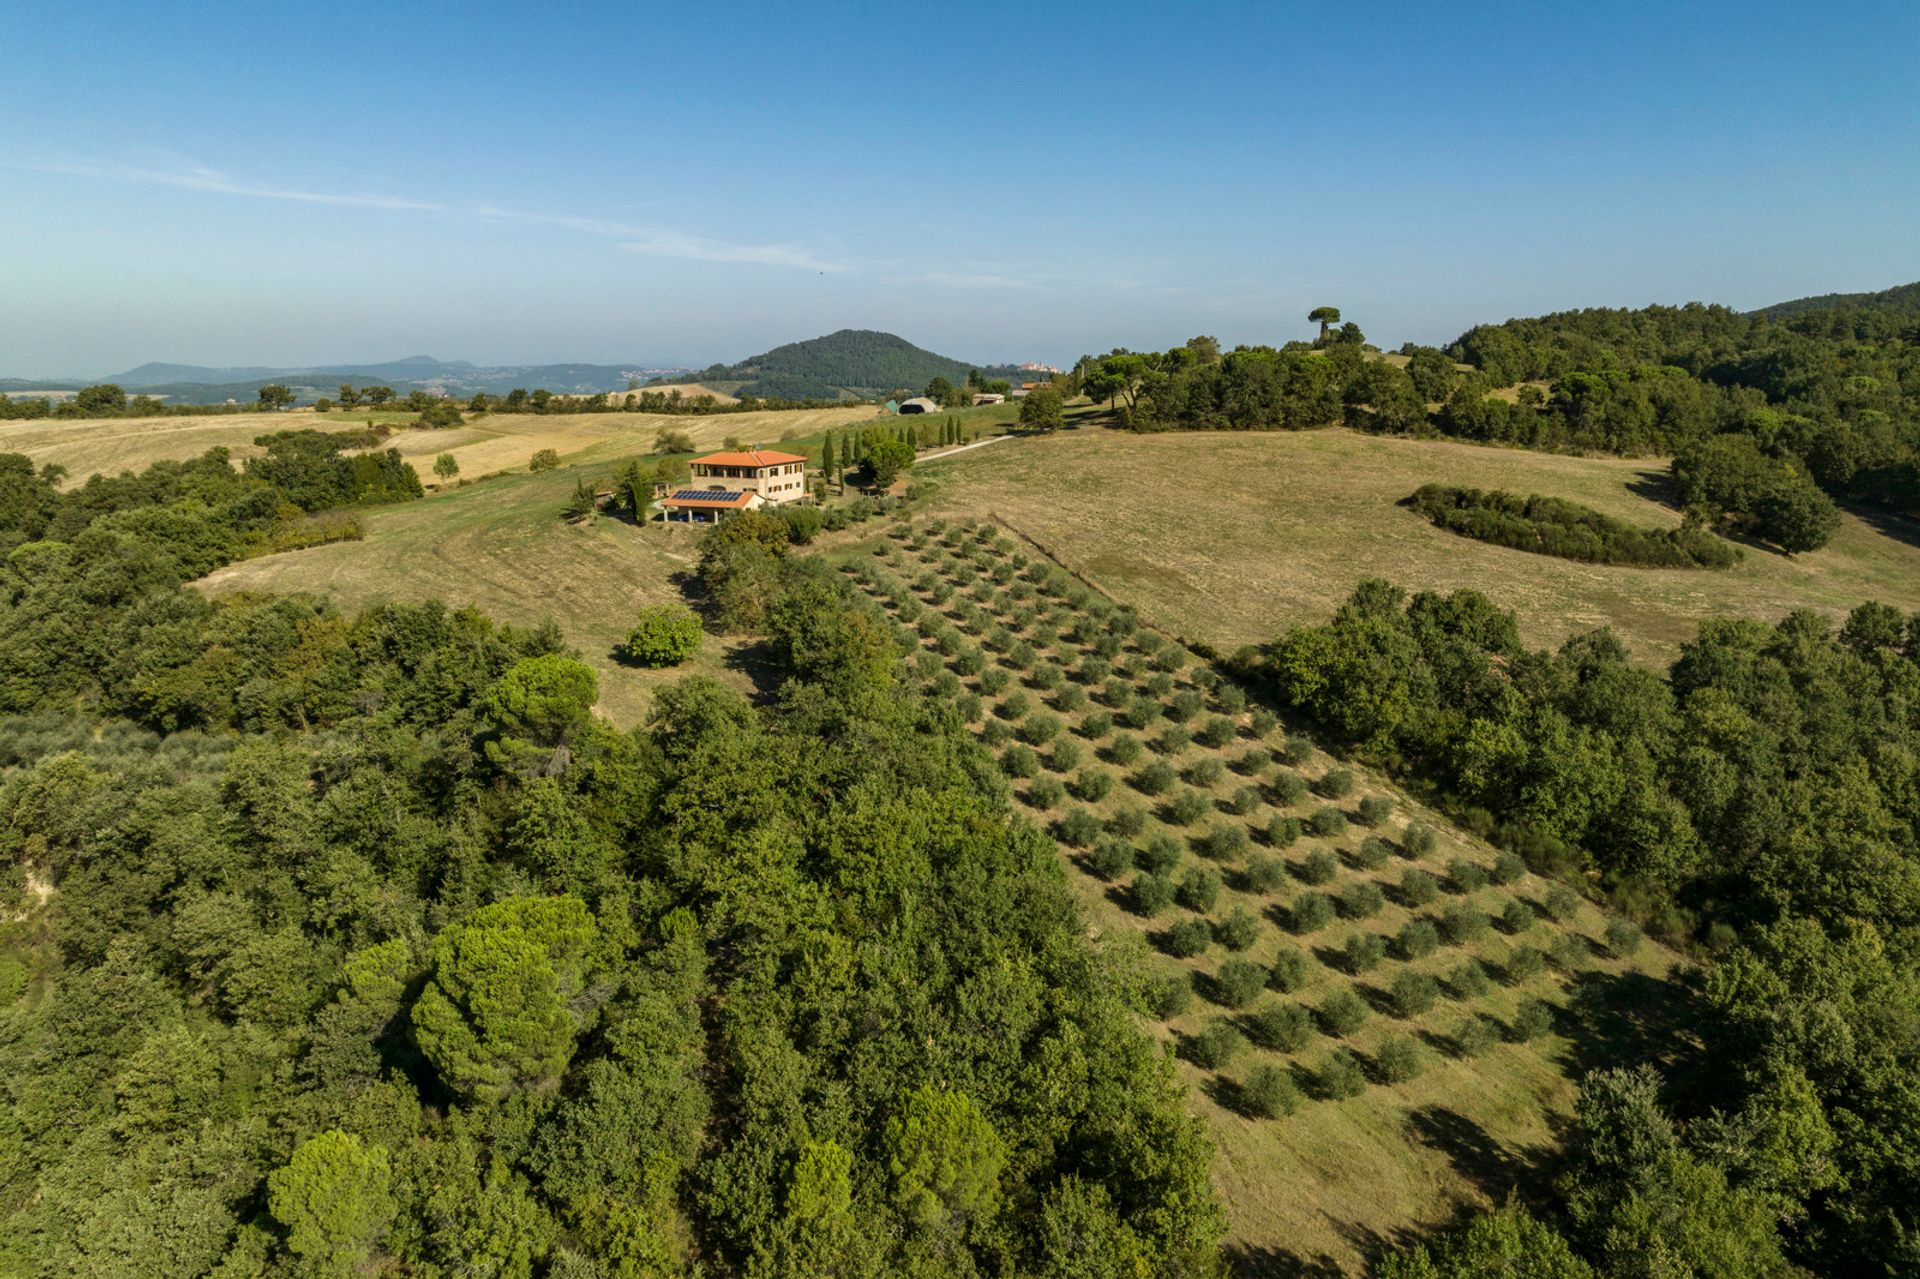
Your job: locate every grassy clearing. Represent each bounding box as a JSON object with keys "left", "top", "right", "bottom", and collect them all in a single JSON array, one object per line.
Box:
[
  {"left": 920, "top": 427, "right": 1920, "bottom": 664},
  {"left": 841, "top": 521, "right": 1688, "bottom": 1274},
  {"left": 195, "top": 466, "right": 743, "bottom": 726}
]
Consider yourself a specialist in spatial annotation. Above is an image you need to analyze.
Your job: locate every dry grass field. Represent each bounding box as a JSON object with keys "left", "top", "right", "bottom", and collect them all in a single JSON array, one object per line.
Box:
[
  {"left": 6, "top": 403, "right": 890, "bottom": 489},
  {"left": 844, "top": 523, "right": 1687, "bottom": 1274},
  {"left": 0, "top": 410, "right": 372, "bottom": 481},
  {"left": 196, "top": 467, "right": 745, "bottom": 726},
  {"left": 922, "top": 427, "right": 1920, "bottom": 664}
]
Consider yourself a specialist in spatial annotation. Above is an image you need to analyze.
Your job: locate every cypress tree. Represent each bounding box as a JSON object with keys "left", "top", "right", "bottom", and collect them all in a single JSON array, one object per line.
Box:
[{"left": 822, "top": 432, "right": 836, "bottom": 482}]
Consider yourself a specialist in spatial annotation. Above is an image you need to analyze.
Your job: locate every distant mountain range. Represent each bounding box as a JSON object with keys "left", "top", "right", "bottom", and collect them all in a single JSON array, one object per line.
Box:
[
  {"left": 0, "top": 332, "right": 1046, "bottom": 406},
  {"left": 0, "top": 356, "right": 694, "bottom": 406},
  {"left": 667, "top": 329, "right": 1040, "bottom": 400}
]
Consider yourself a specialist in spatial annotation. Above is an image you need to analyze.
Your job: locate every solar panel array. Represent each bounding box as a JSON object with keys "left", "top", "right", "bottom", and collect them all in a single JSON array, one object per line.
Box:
[{"left": 668, "top": 488, "right": 743, "bottom": 502}]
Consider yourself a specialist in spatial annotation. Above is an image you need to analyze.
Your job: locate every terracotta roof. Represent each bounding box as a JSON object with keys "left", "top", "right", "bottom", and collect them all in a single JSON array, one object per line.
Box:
[
  {"left": 690, "top": 449, "right": 807, "bottom": 467},
  {"left": 661, "top": 488, "right": 759, "bottom": 509}
]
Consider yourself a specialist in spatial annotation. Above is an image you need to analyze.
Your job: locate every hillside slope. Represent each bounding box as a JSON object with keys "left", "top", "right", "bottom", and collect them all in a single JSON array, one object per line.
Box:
[
  {"left": 683, "top": 328, "right": 1026, "bottom": 399},
  {"left": 1750, "top": 278, "right": 1920, "bottom": 317}
]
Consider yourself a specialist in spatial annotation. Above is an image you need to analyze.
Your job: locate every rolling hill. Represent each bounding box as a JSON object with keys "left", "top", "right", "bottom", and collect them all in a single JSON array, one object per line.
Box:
[
  {"left": 676, "top": 328, "right": 1035, "bottom": 400},
  {"left": 1750, "top": 278, "right": 1920, "bottom": 317}
]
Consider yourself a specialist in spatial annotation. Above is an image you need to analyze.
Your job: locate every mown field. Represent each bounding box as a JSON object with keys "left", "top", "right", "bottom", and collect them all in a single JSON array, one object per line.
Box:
[
  {"left": 921, "top": 427, "right": 1920, "bottom": 664},
  {"left": 840, "top": 520, "right": 1686, "bottom": 1274},
  {"left": 3, "top": 403, "right": 891, "bottom": 489},
  {"left": 197, "top": 467, "right": 742, "bottom": 726}
]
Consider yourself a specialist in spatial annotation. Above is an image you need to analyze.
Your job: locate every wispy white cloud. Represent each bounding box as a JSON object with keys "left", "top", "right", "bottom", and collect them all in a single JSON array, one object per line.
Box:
[{"left": 26, "top": 158, "right": 847, "bottom": 272}]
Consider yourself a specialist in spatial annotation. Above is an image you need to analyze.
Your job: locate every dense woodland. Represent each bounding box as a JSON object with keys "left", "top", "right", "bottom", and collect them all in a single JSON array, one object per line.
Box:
[
  {"left": 1075, "top": 286, "right": 1920, "bottom": 554},
  {"left": 1258, "top": 581, "right": 1920, "bottom": 1277},
  {"left": 0, "top": 447, "right": 1218, "bottom": 1276}
]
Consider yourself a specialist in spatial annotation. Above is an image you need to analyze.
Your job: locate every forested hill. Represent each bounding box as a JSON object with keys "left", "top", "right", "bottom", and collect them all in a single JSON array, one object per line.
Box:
[
  {"left": 1750, "top": 278, "right": 1920, "bottom": 318},
  {"left": 682, "top": 329, "right": 1028, "bottom": 400}
]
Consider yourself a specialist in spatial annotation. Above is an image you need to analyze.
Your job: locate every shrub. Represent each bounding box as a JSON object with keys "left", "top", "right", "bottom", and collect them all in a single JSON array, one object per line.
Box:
[
  {"left": 1125, "top": 697, "right": 1164, "bottom": 729},
  {"left": 1053, "top": 683, "right": 1087, "bottom": 712},
  {"left": 1177, "top": 866, "right": 1223, "bottom": 913},
  {"left": 1152, "top": 646, "right": 1188, "bottom": 673},
  {"left": 1316, "top": 767, "right": 1355, "bottom": 799},
  {"left": 1491, "top": 850, "right": 1526, "bottom": 884},
  {"left": 1078, "top": 709, "right": 1113, "bottom": 739},
  {"left": 1214, "top": 906, "right": 1261, "bottom": 952},
  {"left": 1439, "top": 903, "right": 1491, "bottom": 944},
  {"left": 1056, "top": 807, "right": 1102, "bottom": 847},
  {"left": 1499, "top": 898, "right": 1536, "bottom": 934},
  {"left": 1406, "top": 483, "right": 1746, "bottom": 568},
  {"left": 1109, "top": 801, "right": 1148, "bottom": 837},
  {"left": 1247, "top": 1001, "right": 1315, "bottom": 1051},
  {"left": 1007, "top": 640, "right": 1036, "bottom": 669},
  {"left": 956, "top": 692, "right": 982, "bottom": 723},
  {"left": 1268, "top": 947, "right": 1312, "bottom": 993},
  {"left": 1184, "top": 756, "right": 1223, "bottom": 787},
  {"left": 1214, "top": 957, "right": 1269, "bottom": 1007},
  {"left": 1132, "top": 760, "right": 1177, "bottom": 796},
  {"left": 1201, "top": 823, "right": 1251, "bottom": 862},
  {"left": 620, "top": 603, "right": 703, "bottom": 667},
  {"left": 1544, "top": 884, "right": 1581, "bottom": 921},
  {"left": 529, "top": 447, "right": 561, "bottom": 471},
  {"left": 1390, "top": 970, "right": 1439, "bottom": 1018},
  {"left": 1000, "top": 744, "right": 1038, "bottom": 778},
  {"left": 1106, "top": 733, "right": 1143, "bottom": 766},
  {"left": 1227, "top": 785, "right": 1263, "bottom": 816},
  {"left": 1269, "top": 772, "right": 1310, "bottom": 807},
  {"left": 1307, "top": 807, "right": 1348, "bottom": 839},
  {"left": 1342, "top": 932, "right": 1386, "bottom": 974},
  {"left": 1447, "top": 858, "right": 1490, "bottom": 893},
  {"left": 1071, "top": 768, "right": 1113, "bottom": 802},
  {"left": 1319, "top": 987, "right": 1370, "bottom": 1038},
  {"left": 980, "top": 719, "right": 1010, "bottom": 748},
  {"left": 1047, "top": 738, "right": 1082, "bottom": 772},
  {"left": 1289, "top": 892, "right": 1335, "bottom": 934},
  {"left": 1242, "top": 1064, "right": 1301, "bottom": 1118},
  {"left": 1356, "top": 835, "right": 1393, "bottom": 870},
  {"left": 1190, "top": 1019, "right": 1244, "bottom": 1070},
  {"left": 1156, "top": 725, "right": 1193, "bottom": 754},
  {"left": 1250, "top": 708, "right": 1279, "bottom": 736},
  {"left": 1102, "top": 677, "right": 1133, "bottom": 708},
  {"left": 1605, "top": 917, "right": 1644, "bottom": 957},
  {"left": 1280, "top": 736, "right": 1315, "bottom": 766},
  {"left": 1018, "top": 712, "right": 1062, "bottom": 746},
  {"left": 1396, "top": 918, "right": 1440, "bottom": 961},
  {"left": 1244, "top": 854, "right": 1287, "bottom": 894},
  {"left": 978, "top": 667, "right": 1010, "bottom": 696},
  {"left": 1505, "top": 946, "right": 1546, "bottom": 984},
  {"left": 1074, "top": 656, "right": 1110, "bottom": 685},
  {"left": 1131, "top": 873, "right": 1176, "bottom": 916},
  {"left": 1340, "top": 880, "right": 1385, "bottom": 920},
  {"left": 1166, "top": 918, "right": 1213, "bottom": 958},
  {"left": 1316, "top": 1049, "right": 1368, "bottom": 1099},
  {"left": 1027, "top": 776, "right": 1065, "bottom": 810},
  {"left": 1028, "top": 663, "right": 1062, "bottom": 691},
  {"left": 1215, "top": 685, "right": 1248, "bottom": 714},
  {"left": 1400, "top": 868, "right": 1441, "bottom": 907},
  {"left": 1549, "top": 932, "right": 1589, "bottom": 970},
  {"left": 1453, "top": 1014, "right": 1499, "bottom": 1058},
  {"left": 1450, "top": 960, "right": 1492, "bottom": 999},
  {"left": 1144, "top": 973, "right": 1191, "bottom": 1019},
  {"left": 1000, "top": 689, "right": 1031, "bottom": 720},
  {"left": 1090, "top": 839, "right": 1134, "bottom": 879},
  {"left": 1510, "top": 998, "right": 1553, "bottom": 1042},
  {"left": 1355, "top": 795, "right": 1393, "bottom": 827},
  {"left": 1298, "top": 848, "right": 1338, "bottom": 885},
  {"left": 1235, "top": 747, "right": 1272, "bottom": 775},
  {"left": 1137, "top": 833, "right": 1182, "bottom": 875},
  {"left": 1166, "top": 790, "right": 1211, "bottom": 826},
  {"left": 1265, "top": 814, "right": 1302, "bottom": 849},
  {"left": 1195, "top": 715, "right": 1238, "bottom": 748},
  {"left": 1374, "top": 1035, "right": 1427, "bottom": 1084},
  {"left": 1401, "top": 823, "right": 1437, "bottom": 857},
  {"left": 1169, "top": 689, "right": 1204, "bottom": 722}
]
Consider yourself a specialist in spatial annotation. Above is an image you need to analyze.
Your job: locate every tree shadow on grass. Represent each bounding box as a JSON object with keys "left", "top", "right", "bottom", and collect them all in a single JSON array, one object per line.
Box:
[
  {"left": 1403, "top": 1104, "right": 1562, "bottom": 1211},
  {"left": 1558, "top": 965, "right": 1706, "bottom": 1090},
  {"left": 1847, "top": 498, "right": 1920, "bottom": 551},
  {"left": 1222, "top": 1244, "right": 1346, "bottom": 1279}
]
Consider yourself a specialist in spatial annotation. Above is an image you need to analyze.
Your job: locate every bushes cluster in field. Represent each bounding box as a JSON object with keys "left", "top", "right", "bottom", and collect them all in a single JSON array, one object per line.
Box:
[{"left": 1404, "top": 483, "right": 1738, "bottom": 568}]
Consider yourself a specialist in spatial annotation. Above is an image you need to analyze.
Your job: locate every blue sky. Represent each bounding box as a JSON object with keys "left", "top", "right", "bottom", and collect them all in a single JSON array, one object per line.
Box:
[{"left": 3, "top": 0, "right": 1917, "bottom": 376}]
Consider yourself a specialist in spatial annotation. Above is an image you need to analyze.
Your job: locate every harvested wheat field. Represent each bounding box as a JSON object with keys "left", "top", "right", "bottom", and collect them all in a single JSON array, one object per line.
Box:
[
  {"left": 0, "top": 409, "right": 375, "bottom": 482},
  {"left": 924, "top": 427, "right": 1920, "bottom": 664}
]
